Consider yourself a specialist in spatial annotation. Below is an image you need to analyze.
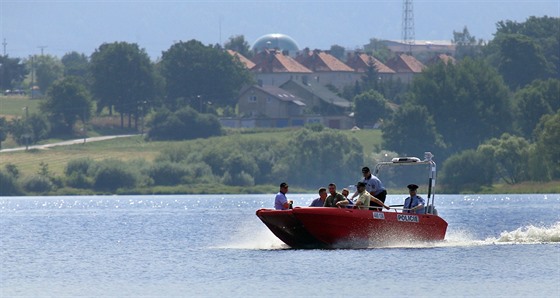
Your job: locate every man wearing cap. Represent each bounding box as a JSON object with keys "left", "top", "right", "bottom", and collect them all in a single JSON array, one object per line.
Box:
[
  {"left": 403, "top": 184, "right": 425, "bottom": 214},
  {"left": 354, "top": 182, "right": 390, "bottom": 210},
  {"left": 353, "top": 166, "right": 387, "bottom": 210},
  {"left": 274, "top": 182, "right": 293, "bottom": 210}
]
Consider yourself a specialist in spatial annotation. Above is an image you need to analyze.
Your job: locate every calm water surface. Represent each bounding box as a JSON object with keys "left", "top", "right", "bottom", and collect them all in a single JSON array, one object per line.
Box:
[{"left": 1, "top": 194, "right": 559, "bottom": 297}]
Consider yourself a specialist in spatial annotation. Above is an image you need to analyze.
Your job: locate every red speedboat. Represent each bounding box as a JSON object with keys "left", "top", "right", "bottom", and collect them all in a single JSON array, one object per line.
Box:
[{"left": 256, "top": 152, "right": 448, "bottom": 249}]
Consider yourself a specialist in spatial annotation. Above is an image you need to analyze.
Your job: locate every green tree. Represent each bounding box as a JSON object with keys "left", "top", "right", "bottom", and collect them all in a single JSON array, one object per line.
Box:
[
  {"left": 92, "top": 160, "right": 139, "bottom": 192},
  {"left": 486, "top": 16, "right": 559, "bottom": 88},
  {"left": 477, "top": 134, "right": 530, "bottom": 185},
  {"left": 41, "top": 77, "right": 92, "bottom": 134},
  {"left": 353, "top": 90, "right": 389, "bottom": 127},
  {"left": 32, "top": 54, "right": 64, "bottom": 94},
  {"left": 8, "top": 118, "right": 33, "bottom": 146},
  {"left": 0, "top": 117, "right": 7, "bottom": 149},
  {"left": 363, "top": 38, "right": 393, "bottom": 62},
  {"left": 0, "top": 55, "right": 27, "bottom": 90},
  {"left": 147, "top": 106, "right": 222, "bottom": 141},
  {"left": 0, "top": 170, "right": 22, "bottom": 196},
  {"left": 411, "top": 58, "right": 513, "bottom": 158},
  {"left": 440, "top": 149, "right": 494, "bottom": 193},
  {"left": 90, "top": 42, "right": 156, "bottom": 129},
  {"left": 160, "top": 39, "right": 252, "bottom": 111},
  {"left": 224, "top": 35, "right": 251, "bottom": 58},
  {"left": 276, "top": 129, "right": 364, "bottom": 188},
  {"left": 452, "top": 26, "right": 484, "bottom": 59},
  {"left": 382, "top": 103, "right": 445, "bottom": 157},
  {"left": 61, "top": 51, "right": 90, "bottom": 85},
  {"left": 329, "top": 44, "right": 346, "bottom": 61},
  {"left": 495, "top": 34, "right": 551, "bottom": 89},
  {"left": 533, "top": 111, "right": 560, "bottom": 179},
  {"left": 513, "top": 79, "right": 559, "bottom": 139},
  {"left": 27, "top": 113, "right": 50, "bottom": 143}
]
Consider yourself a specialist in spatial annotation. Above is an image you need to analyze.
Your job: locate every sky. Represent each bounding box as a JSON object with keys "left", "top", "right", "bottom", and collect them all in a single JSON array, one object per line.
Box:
[{"left": 1, "top": 0, "right": 559, "bottom": 60}]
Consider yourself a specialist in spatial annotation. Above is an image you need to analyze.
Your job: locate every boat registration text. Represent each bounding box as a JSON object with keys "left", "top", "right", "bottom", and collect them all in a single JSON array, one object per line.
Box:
[{"left": 397, "top": 214, "right": 419, "bottom": 223}]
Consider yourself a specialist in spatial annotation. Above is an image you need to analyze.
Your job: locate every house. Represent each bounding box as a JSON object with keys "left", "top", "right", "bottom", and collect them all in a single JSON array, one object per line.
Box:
[
  {"left": 385, "top": 53, "right": 426, "bottom": 84},
  {"left": 426, "top": 53, "right": 456, "bottom": 66},
  {"left": 226, "top": 49, "right": 256, "bottom": 69},
  {"left": 236, "top": 84, "right": 306, "bottom": 128},
  {"left": 280, "top": 79, "right": 353, "bottom": 129},
  {"left": 280, "top": 79, "right": 351, "bottom": 115},
  {"left": 295, "top": 49, "right": 359, "bottom": 90},
  {"left": 345, "top": 52, "right": 395, "bottom": 83},
  {"left": 250, "top": 49, "right": 313, "bottom": 87}
]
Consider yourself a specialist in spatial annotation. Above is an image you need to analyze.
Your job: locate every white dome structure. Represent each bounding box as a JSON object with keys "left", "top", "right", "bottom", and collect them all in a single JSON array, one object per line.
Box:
[{"left": 251, "top": 33, "right": 300, "bottom": 54}]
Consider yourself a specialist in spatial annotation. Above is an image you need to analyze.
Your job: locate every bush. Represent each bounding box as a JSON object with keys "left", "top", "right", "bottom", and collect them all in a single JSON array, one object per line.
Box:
[
  {"left": 22, "top": 175, "right": 53, "bottom": 193},
  {"left": 65, "top": 158, "right": 94, "bottom": 176},
  {"left": 148, "top": 161, "right": 190, "bottom": 186},
  {"left": 0, "top": 170, "right": 22, "bottom": 195},
  {"left": 66, "top": 172, "right": 93, "bottom": 189},
  {"left": 222, "top": 171, "right": 255, "bottom": 187},
  {"left": 93, "top": 161, "right": 138, "bottom": 191},
  {"left": 147, "top": 107, "right": 222, "bottom": 141}
]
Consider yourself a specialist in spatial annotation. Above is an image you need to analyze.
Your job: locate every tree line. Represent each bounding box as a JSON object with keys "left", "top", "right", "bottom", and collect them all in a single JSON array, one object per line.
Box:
[
  {"left": 0, "top": 128, "right": 364, "bottom": 195},
  {"left": 0, "top": 16, "right": 558, "bottom": 193}
]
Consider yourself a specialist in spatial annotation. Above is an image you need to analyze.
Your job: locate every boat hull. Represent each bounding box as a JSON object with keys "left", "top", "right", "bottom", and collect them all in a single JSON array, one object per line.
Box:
[{"left": 256, "top": 207, "right": 448, "bottom": 249}]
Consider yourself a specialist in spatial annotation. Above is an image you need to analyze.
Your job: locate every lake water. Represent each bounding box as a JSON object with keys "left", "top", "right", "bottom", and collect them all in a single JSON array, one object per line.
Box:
[{"left": 1, "top": 194, "right": 559, "bottom": 297}]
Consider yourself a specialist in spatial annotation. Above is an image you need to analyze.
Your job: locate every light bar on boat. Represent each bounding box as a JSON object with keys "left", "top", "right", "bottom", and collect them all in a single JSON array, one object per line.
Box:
[{"left": 391, "top": 157, "right": 421, "bottom": 163}]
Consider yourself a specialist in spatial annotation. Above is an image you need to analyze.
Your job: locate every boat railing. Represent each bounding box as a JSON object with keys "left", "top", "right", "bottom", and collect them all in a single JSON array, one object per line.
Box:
[{"left": 374, "top": 152, "right": 438, "bottom": 215}]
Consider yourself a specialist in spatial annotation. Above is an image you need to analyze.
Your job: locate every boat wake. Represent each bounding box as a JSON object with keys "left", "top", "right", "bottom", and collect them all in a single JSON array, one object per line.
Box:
[
  {"left": 436, "top": 222, "right": 560, "bottom": 248},
  {"left": 216, "top": 220, "right": 289, "bottom": 250},
  {"left": 220, "top": 221, "right": 560, "bottom": 250},
  {"left": 484, "top": 221, "right": 560, "bottom": 244}
]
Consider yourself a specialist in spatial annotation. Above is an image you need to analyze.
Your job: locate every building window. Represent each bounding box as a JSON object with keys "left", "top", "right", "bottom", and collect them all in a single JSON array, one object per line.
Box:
[
  {"left": 267, "top": 96, "right": 272, "bottom": 103},
  {"left": 248, "top": 95, "right": 257, "bottom": 103}
]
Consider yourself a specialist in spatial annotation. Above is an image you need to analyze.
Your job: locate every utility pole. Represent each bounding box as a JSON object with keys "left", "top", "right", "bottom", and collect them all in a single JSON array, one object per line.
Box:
[
  {"left": 23, "top": 106, "right": 29, "bottom": 150},
  {"left": 38, "top": 45, "right": 47, "bottom": 56},
  {"left": 2, "top": 38, "right": 6, "bottom": 56},
  {"left": 30, "top": 56, "right": 35, "bottom": 99},
  {"left": 402, "top": 0, "right": 415, "bottom": 54}
]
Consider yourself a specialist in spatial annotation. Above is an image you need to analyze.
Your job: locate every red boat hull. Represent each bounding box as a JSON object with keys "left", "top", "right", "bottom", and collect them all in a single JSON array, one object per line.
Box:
[{"left": 256, "top": 207, "right": 448, "bottom": 249}]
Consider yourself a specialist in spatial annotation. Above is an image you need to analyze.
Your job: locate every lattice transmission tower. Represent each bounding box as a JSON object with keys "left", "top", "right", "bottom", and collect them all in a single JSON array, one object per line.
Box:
[{"left": 401, "top": 0, "right": 415, "bottom": 53}]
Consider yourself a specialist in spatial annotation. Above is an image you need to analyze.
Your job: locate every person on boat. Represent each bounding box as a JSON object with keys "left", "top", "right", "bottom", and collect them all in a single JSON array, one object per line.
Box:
[
  {"left": 354, "top": 182, "right": 389, "bottom": 210},
  {"left": 341, "top": 187, "right": 354, "bottom": 208},
  {"left": 352, "top": 166, "right": 387, "bottom": 210},
  {"left": 274, "top": 182, "right": 293, "bottom": 210},
  {"left": 324, "top": 183, "right": 348, "bottom": 208},
  {"left": 309, "top": 187, "right": 328, "bottom": 207},
  {"left": 403, "top": 184, "right": 426, "bottom": 214}
]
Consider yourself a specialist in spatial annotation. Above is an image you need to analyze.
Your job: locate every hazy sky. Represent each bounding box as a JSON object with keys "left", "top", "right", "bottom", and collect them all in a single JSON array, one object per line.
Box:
[{"left": 1, "top": 0, "right": 559, "bottom": 59}]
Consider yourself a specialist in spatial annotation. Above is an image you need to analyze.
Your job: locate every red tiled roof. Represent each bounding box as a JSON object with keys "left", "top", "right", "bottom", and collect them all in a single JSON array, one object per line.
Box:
[
  {"left": 346, "top": 53, "right": 395, "bottom": 74},
  {"left": 251, "top": 49, "right": 312, "bottom": 73},
  {"left": 226, "top": 49, "right": 256, "bottom": 69},
  {"left": 386, "top": 53, "right": 425, "bottom": 73},
  {"left": 427, "top": 53, "right": 456, "bottom": 65},
  {"left": 296, "top": 50, "right": 354, "bottom": 72}
]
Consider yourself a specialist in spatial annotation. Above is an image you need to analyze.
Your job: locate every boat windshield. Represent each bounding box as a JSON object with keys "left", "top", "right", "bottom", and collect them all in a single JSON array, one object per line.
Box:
[{"left": 374, "top": 152, "right": 437, "bottom": 213}]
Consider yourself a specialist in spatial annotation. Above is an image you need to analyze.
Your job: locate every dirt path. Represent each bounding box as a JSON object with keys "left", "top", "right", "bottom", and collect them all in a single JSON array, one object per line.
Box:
[{"left": 0, "top": 135, "right": 137, "bottom": 153}]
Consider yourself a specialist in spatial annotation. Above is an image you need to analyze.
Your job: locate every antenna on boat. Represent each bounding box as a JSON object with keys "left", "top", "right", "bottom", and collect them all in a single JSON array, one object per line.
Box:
[{"left": 424, "top": 152, "right": 437, "bottom": 215}]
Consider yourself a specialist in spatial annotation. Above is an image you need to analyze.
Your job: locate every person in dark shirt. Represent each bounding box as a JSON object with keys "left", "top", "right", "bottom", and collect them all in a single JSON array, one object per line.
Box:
[{"left": 324, "top": 183, "right": 348, "bottom": 208}]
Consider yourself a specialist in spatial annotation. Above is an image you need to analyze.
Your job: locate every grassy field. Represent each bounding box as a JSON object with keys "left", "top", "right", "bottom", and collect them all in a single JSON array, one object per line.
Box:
[
  {"left": 1, "top": 95, "right": 556, "bottom": 194},
  {"left": 0, "top": 95, "right": 41, "bottom": 119},
  {"left": 0, "top": 129, "right": 384, "bottom": 179}
]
